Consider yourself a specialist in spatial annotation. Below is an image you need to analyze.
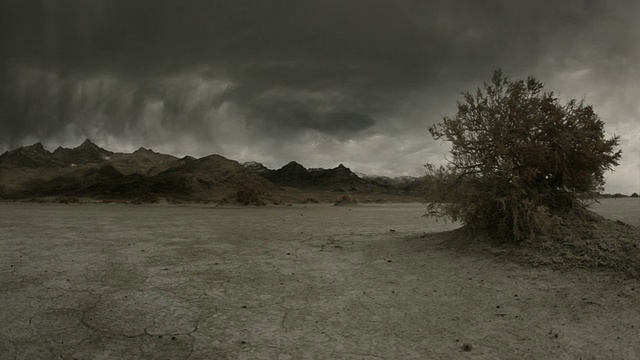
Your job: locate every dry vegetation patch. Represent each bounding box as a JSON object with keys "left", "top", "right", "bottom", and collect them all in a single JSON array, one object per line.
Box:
[
  {"left": 234, "top": 185, "right": 271, "bottom": 206},
  {"left": 334, "top": 194, "right": 358, "bottom": 206},
  {"left": 525, "top": 211, "right": 640, "bottom": 277},
  {"left": 132, "top": 193, "right": 160, "bottom": 204},
  {"left": 426, "top": 70, "right": 622, "bottom": 243},
  {"left": 431, "top": 210, "right": 640, "bottom": 278},
  {"left": 301, "top": 197, "right": 321, "bottom": 204},
  {"left": 419, "top": 69, "right": 638, "bottom": 278}
]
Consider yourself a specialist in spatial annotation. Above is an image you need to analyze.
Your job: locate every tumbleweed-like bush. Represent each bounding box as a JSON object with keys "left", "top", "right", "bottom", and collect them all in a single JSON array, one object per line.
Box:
[{"left": 426, "top": 70, "right": 622, "bottom": 242}]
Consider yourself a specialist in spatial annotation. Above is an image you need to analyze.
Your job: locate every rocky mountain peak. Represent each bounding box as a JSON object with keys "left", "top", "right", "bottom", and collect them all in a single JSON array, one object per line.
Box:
[
  {"left": 243, "top": 161, "right": 271, "bottom": 174},
  {"left": 30, "top": 142, "right": 45, "bottom": 150},
  {"left": 78, "top": 139, "right": 96, "bottom": 148},
  {"left": 50, "top": 139, "right": 113, "bottom": 165},
  {"left": 76, "top": 139, "right": 112, "bottom": 155},
  {"left": 331, "top": 163, "right": 354, "bottom": 177},
  {"left": 19, "top": 142, "right": 49, "bottom": 156},
  {"left": 0, "top": 142, "right": 53, "bottom": 167},
  {"left": 134, "top": 147, "right": 154, "bottom": 154},
  {"left": 281, "top": 161, "right": 307, "bottom": 171}
]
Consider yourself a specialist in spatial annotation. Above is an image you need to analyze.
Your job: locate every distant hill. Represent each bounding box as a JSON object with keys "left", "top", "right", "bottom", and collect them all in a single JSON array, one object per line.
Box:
[
  {"left": 242, "top": 161, "right": 424, "bottom": 195},
  {"left": 0, "top": 139, "right": 113, "bottom": 168},
  {"left": 359, "top": 174, "right": 427, "bottom": 195},
  {"left": 0, "top": 142, "right": 58, "bottom": 168},
  {"left": 52, "top": 139, "right": 114, "bottom": 165},
  {"left": 108, "top": 147, "right": 182, "bottom": 176},
  {"left": 0, "top": 140, "right": 424, "bottom": 202},
  {"left": 0, "top": 140, "right": 274, "bottom": 202}
]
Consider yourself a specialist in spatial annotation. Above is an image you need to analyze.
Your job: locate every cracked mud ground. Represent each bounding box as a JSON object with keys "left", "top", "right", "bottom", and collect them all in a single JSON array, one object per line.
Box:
[{"left": 1, "top": 200, "right": 639, "bottom": 359}]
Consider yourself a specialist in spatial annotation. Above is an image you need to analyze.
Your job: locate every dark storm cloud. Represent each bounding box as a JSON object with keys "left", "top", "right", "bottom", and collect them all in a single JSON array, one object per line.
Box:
[
  {"left": 1, "top": 0, "right": 638, "bottom": 192},
  {"left": 2, "top": 0, "right": 430, "bottom": 79},
  {"left": 6, "top": 0, "right": 631, "bottom": 79}
]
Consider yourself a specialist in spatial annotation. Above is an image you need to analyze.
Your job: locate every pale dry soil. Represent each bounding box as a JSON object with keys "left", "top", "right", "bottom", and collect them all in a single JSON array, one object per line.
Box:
[{"left": 0, "top": 199, "right": 639, "bottom": 360}]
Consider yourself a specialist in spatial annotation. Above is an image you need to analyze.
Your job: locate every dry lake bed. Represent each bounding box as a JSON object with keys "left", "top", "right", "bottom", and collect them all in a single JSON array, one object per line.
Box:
[{"left": 1, "top": 198, "right": 639, "bottom": 359}]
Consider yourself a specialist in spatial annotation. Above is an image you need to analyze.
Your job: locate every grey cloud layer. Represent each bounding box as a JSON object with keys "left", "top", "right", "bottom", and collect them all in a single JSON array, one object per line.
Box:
[{"left": 1, "top": 0, "right": 638, "bottom": 191}]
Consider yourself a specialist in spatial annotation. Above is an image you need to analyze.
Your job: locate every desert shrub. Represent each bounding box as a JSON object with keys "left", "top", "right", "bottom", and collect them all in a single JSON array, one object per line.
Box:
[
  {"left": 302, "top": 197, "right": 321, "bottom": 204},
  {"left": 334, "top": 194, "right": 358, "bottom": 205},
  {"left": 235, "top": 186, "right": 269, "bottom": 206},
  {"left": 132, "top": 193, "right": 159, "bottom": 204},
  {"left": 426, "top": 70, "right": 622, "bottom": 242},
  {"left": 54, "top": 196, "right": 81, "bottom": 204}
]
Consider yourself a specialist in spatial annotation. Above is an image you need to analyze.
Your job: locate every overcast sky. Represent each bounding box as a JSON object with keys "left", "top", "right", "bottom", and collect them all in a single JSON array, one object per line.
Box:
[{"left": 1, "top": 0, "right": 638, "bottom": 193}]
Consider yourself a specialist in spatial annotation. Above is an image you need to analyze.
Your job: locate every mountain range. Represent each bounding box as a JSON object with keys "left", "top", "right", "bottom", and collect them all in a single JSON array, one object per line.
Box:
[{"left": 0, "top": 140, "right": 424, "bottom": 203}]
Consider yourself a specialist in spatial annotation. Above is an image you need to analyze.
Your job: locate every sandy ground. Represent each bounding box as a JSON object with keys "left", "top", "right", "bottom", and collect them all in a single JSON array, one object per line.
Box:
[{"left": 0, "top": 198, "right": 639, "bottom": 359}]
